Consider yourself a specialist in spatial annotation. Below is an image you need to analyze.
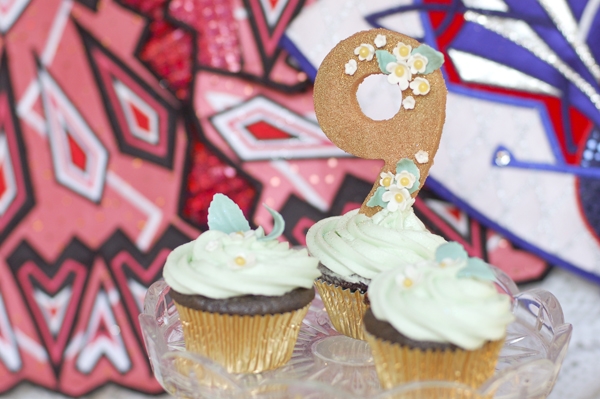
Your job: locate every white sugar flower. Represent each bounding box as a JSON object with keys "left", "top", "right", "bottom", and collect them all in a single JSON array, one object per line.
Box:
[
  {"left": 439, "top": 257, "right": 466, "bottom": 268},
  {"left": 407, "top": 54, "right": 428, "bottom": 74},
  {"left": 393, "top": 42, "right": 412, "bottom": 61},
  {"left": 415, "top": 150, "right": 429, "bottom": 164},
  {"left": 395, "top": 170, "right": 417, "bottom": 190},
  {"left": 379, "top": 171, "right": 395, "bottom": 189},
  {"left": 205, "top": 240, "right": 219, "bottom": 252},
  {"left": 228, "top": 252, "right": 256, "bottom": 270},
  {"left": 385, "top": 61, "right": 412, "bottom": 90},
  {"left": 403, "top": 96, "right": 415, "bottom": 110},
  {"left": 345, "top": 59, "right": 357, "bottom": 75},
  {"left": 374, "top": 34, "right": 387, "bottom": 48},
  {"left": 410, "top": 77, "right": 431, "bottom": 95},
  {"left": 382, "top": 186, "right": 411, "bottom": 212},
  {"left": 395, "top": 265, "right": 422, "bottom": 289},
  {"left": 354, "top": 43, "right": 375, "bottom": 61},
  {"left": 228, "top": 230, "right": 255, "bottom": 241}
]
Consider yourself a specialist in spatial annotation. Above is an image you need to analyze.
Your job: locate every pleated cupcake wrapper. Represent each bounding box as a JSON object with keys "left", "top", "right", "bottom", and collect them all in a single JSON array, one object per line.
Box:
[
  {"left": 175, "top": 302, "right": 310, "bottom": 374},
  {"left": 364, "top": 330, "right": 504, "bottom": 390},
  {"left": 314, "top": 278, "right": 369, "bottom": 341}
]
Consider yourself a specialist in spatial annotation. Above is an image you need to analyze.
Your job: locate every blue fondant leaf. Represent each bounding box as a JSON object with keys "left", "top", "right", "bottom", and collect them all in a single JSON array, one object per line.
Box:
[
  {"left": 411, "top": 44, "right": 445, "bottom": 74},
  {"left": 458, "top": 258, "right": 496, "bottom": 281},
  {"left": 258, "top": 204, "right": 285, "bottom": 241},
  {"left": 396, "top": 158, "right": 421, "bottom": 194},
  {"left": 435, "top": 242, "right": 468, "bottom": 263},
  {"left": 376, "top": 50, "right": 396, "bottom": 74},
  {"left": 366, "top": 186, "right": 388, "bottom": 208},
  {"left": 207, "top": 193, "right": 251, "bottom": 234}
]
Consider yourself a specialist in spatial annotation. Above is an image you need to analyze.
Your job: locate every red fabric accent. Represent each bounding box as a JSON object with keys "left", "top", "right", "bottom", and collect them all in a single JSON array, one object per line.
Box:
[
  {"left": 139, "top": 20, "right": 193, "bottom": 99},
  {"left": 245, "top": 120, "right": 293, "bottom": 140},
  {"left": 182, "top": 139, "right": 257, "bottom": 227},
  {"left": 0, "top": 165, "right": 6, "bottom": 198},
  {"left": 448, "top": 207, "right": 461, "bottom": 221},
  {"left": 130, "top": 103, "right": 150, "bottom": 132},
  {"left": 569, "top": 106, "right": 595, "bottom": 149},
  {"left": 67, "top": 134, "right": 87, "bottom": 171}
]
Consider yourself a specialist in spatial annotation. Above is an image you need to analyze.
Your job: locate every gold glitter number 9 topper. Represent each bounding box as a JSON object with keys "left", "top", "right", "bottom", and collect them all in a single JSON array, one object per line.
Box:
[{"left": 314, "top": 29, "right": 447, "bottom": 216}]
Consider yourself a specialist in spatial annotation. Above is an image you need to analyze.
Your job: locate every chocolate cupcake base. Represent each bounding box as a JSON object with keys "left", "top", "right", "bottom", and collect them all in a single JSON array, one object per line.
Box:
[
  {"left": 363, "top": 308, "right": 457, "bottom": 351},
  {"left": 318, "top": 263, "right": 369, "bottom": 293},
  {"left": 170, "top": 287, "right": 315, "bottom": 315}
]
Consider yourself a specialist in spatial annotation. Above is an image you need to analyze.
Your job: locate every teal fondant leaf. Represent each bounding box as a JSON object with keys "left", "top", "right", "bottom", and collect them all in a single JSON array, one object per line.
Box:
[
  {"left": 435, "top": 242, "right": 468, "bottom": 263},
  {"left": 258, "top": 204, "right": 285, "bottom": 241},
  {"left": 411, "top": 44, "right": 445, "bottom": 74},
  {"left": 457, "top": 258, "right": 496, "bottom": 281},
  {"left": 396, "top": 158, "right": 421, "bottom": 193},
  {"left": 376, "top": 50, "right": 396, "bottom": 74},
  {"left": 207, "top": 193, "right": 251, "bottom": 234},
  {"left": 367, "top": 186, "right": 388, "bottom": 208}
]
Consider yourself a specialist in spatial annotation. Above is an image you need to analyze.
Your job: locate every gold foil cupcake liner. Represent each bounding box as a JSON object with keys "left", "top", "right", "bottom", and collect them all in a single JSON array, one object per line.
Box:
[
  {"left": 364, "top": 330, "right": 504, "bottom": 390},
  {"left": 314, "top": 278, "right": 369, "bottom": 340},
  {"left": 174, "top": 302, "right": 310, "bottom": 374}
]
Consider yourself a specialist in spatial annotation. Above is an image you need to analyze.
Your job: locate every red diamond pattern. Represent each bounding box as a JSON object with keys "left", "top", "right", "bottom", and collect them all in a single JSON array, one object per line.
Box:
[
  {"left": 0, "top": 165, "right": 6, "bottom": 199},
  {"left": 130, "top": 103, "right": 150, "bottom": 132},
  {"left": 67, "top": 134, "right": 87, "bottom": 172},
  {"left": 245, "top": 120, "right": 293, "bottom": 140}
]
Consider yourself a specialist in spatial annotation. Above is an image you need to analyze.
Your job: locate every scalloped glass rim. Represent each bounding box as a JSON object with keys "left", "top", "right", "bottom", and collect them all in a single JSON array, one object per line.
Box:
[{"left": 140, "top": 267, "right": 571, "bottom": 399}]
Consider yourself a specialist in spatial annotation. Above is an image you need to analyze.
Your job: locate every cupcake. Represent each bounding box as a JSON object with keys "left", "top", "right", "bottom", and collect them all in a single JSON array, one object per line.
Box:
[
  {"left": 363, "top": 242, "right": 515, "bottom": 389},
  {"left": 305, "top": 159, "right": 446, "bottom": 340},
  {"left": 163, "top": 194, "right": 320, "bottom": 373}
]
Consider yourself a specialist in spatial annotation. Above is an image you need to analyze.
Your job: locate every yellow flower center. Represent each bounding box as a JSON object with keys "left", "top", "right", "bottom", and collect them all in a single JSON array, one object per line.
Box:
[
  {"left": 394, "top": 65, "right": 405, "bottom": 77},
  {"left": 419, "top": 82, "right": 429, "bottom": 93},
  {"left": 359, "top": 46, "right": 370, "bottom": 58},
  {"left": 234, "top": 256, "right": 246, "bottom": 266},
  {"left": 403, "top": 278, "right": 413, "bottom": 287},
  {"left": 382, "top": 177, "right": 392, "bottom": 187},
  {"left": 395, "top": 193, "right": 404, "bottom": 203},
  {"left": 399, "top": 46, "right": 409, "bottom": 57},
  {"left": 414, "top": 59, "right": 424, "bottom": 70},
  {"left": 400, "top": 176, "right": 410, "bottom": 187}
]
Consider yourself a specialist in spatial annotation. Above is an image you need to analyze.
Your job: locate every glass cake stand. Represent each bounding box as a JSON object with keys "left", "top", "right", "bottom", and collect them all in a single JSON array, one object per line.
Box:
[{"left": 139, "top": 268, "right": 571, "bottom": 399}]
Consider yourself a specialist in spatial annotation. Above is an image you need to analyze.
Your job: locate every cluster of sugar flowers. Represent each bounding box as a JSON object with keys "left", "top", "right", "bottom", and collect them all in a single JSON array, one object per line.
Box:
[
  {"left": 394, "top": 242, "right": 497, "bottom": 291},
  {"left": 367, "top": 158, "right": 420, "bottom": 212},
  {"left": 345, "top": 34, "right": 444, "bottom": 110}
]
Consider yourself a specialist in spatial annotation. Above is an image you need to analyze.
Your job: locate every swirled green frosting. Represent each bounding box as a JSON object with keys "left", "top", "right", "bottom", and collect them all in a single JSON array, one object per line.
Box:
[
  {"left": 163, "top": 229, "right": 320, "bottom": 299},
  {"left": 369, "top": 261, "right": 515, "bottom": 350},
  {"left": 305, "top": 207, "right": 446, "bottom": 282}
]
